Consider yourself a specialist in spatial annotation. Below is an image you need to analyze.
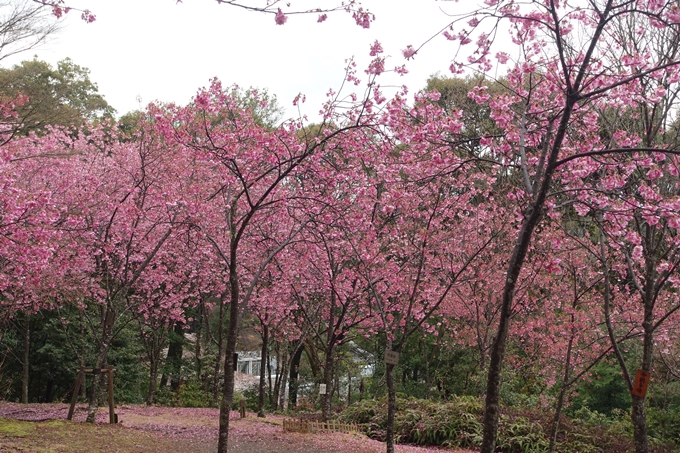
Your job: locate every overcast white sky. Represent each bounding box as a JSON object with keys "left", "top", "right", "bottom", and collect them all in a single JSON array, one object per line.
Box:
[{"left": 2, "top": 0, "right": 490, "bottom": 120}]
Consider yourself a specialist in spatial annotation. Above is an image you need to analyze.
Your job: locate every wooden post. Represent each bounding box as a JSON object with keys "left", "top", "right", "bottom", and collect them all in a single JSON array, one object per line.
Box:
[
  {"left": 67, "top": 370, "right": 84, "bottom": 421},
  {"left": 108, "top": 366, "right": 115, "bottom": 424},
  {"left": 239, "top": 398, "right": 246, "bottom": 418}
]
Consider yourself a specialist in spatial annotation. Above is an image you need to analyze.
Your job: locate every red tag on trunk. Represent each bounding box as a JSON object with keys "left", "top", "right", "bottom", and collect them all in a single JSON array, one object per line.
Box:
[{"left": 631, "top": 369, "right": 650, "bottom": 398}]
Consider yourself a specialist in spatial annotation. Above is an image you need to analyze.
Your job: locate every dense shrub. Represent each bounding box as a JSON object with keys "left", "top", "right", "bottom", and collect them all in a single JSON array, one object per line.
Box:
[
  {"left": 155, "top": 381, "right": 212, "bottom": 408},
  {"left": 339, "top": 396, "right": 486, "bottom": 450},
  {"left": 339, "top": 397, "right": 680, "bottom": 453}
]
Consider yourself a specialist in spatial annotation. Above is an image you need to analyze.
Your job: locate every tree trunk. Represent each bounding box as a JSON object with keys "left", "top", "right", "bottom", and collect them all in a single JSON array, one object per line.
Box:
[
  {"left": 631, "top": 304, "right": 654, "bottom": 453},
  {"left": 347, "top": 369, "right": 352, "bottom": 406},
  {"left": 278, "top": 350, "right": 289, "bottom": 411},
  {"left": 288, "top": 343, "right": 304, "bottom": 408},
  {"left": 424, "top": 341, "right": 431, "bottom": 400},
  {"left": 147, "top": 358, "right": 159, "bottom": 405},
  {"left": 480, "top": 79, "right": 579, "bottom": 452},
  {"left": 385, "top": 362, "right": 396, "bottom": 453},
  {"left": 257, "top": 322, "right": 268, "bottom": 417},
  {"left": 194, "top": 301, "right": 203, "bottom": 384},
  {"left": 86, "top": 348, "right": 108, "bottom": 423},
  {"left": 217, "top": 269, "right": 240, "bottom": 453},
  {"left": 87, "top": 308, "right": 115, "bottom": 423},
  {"left": 213, "top": 295, "right": 226, "bottom": 407},
  {"left": 21, "top": 318, "right": 30, "bottom": 404},
  {"left": 322, "top": 347, "right": 334, "bottom": 422},
  {"left": 272, "top": 342, "right": 282, "bottom": 411},
  {"left": 165, "top": 322, "right": 185, "bottom": 392},
  {"left": 549, "top": 335, "right": 574, "bottom": 453},
  {"left": 632, "top": 394, "right": 648, "bottom": 453}
]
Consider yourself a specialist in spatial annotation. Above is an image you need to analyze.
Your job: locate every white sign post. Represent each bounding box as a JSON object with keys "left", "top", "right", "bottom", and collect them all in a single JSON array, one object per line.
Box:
[{"left": 319, "top": 383, "right": 327, "bottom": 395}]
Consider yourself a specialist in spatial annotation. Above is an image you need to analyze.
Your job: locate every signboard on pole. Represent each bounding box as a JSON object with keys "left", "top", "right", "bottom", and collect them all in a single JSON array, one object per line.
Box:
[
  {"left": 384, "top": 349, "right": 400, "bottom": 366},
  {"left": 319, "top": 384, "right": 327, "bottom": 395}
]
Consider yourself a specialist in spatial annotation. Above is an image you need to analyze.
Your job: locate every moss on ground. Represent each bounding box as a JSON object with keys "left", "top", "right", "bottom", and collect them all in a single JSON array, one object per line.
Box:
[{"left": 0, "top": 418, "right": 208, "bottom": 453}]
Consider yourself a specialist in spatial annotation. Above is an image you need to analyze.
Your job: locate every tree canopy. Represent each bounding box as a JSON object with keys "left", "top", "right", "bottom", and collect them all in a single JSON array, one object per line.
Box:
[{"left": 0, "top": 57, "right": 114, "bottom": 135}]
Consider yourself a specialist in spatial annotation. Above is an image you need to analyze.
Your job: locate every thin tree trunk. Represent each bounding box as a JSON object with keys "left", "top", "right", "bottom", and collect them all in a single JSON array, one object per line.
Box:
[
  {"left": 480, "top": 85, "right": 579, "bottom": 453},
  {"left": 147, "top": 358, "right": 159, "bottom": 405},
  {"left": 549, "top": 335, "right": 573, "bottom": 453},
  {"left": 258, "top": 322, "right": 268, "bottom": 417},
  {"left": 86, "top": 348, "right": 108, "bottom": 423},
  {"left": 213, "top": 295, "right": 226, "bottom": 407},
  {"left": 194, "top": 302, "right": 203, "bottom": 383},
  {"left": 278, "top": 350, "right": 289, "bottom": 411},
  {"left": 347, "top": 369, "right": 352, "bottom": 406},
  {"left": 168, "top": 322, "right": 185, "bottom": 392},
  {"left": 631, "top": 303, "right": 654, "bottom": 453},
  {"left": 21, "top": 318, "right": 30, "bottom": 404},
  {"left": 288, "top": 343, "right": 304, "bottom": 408},
  {"left": 217, "top": 268, "right": 240, "bottom": 453},
  {"left": 385, "top": 362, "right": 396, "bottom": 453},
  {"left": 322, "top": 347, "right": 334, "bottom": 422},
  {"left": 272, "top": 342, "right": 282, "bottom": 411}
]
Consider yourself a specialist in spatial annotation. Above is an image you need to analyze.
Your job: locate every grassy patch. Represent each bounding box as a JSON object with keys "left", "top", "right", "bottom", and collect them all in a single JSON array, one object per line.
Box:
[
  {"left": 0, "top": 417, "right": 36, "bottom": 437},
  {"left": 0, "top": 418, "right": 213, "bottom": 453}
]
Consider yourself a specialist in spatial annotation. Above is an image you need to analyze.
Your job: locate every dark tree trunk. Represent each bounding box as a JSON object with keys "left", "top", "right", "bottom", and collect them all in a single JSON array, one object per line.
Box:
[
  {"left": 86, "top": 348, "right": 108, "bottom": 422},
  {"left": 147, "top": 358, "right": 159, "bottom": 405},
  {"left": 257, "top": 321, "right": 268, "bottom": 417},
  {"left": 321, "top": 348, "right": 334, "bottom": 422},
  {"left": 217, "top": 267, "right": 241, "bottom": 453},
  {"left": 212, "top": 294, "right": 226, "bottom": 407},
  {"left": 278, "top": 350, "right": 289, "bottom": 410},
  {"left": 385, "top": 362, "right": 396, "bottom": 453},
  {"left": 21, "top": 318, "right": 30, "bottom": 404},
  {"left": 272, "top": 342, "right": 282, "bottom": 411},
  {"left": 480, "top": 77, "right": 581, "bottom": 453},
  {"left": 163, "top": 322, "right": 185, "bottom": 392},
  {"left": 549, "top": 334, "right": 573, "bottom": 453},
  {"left": 631, "top": 303, "right": 654, "bottom": 453},
  {"left": 194, "top": 301, "right": 203, "bottom": 383},
  {"left": 43, "top": 377, "right": 54, "bottom": 403},
  {"left": 87, "top": 308, "right": 115, "bottom": 423},
  {"left": 347, "top": 369, "right": 351, "bottom": 406},
  {"left": 288, "top": 343, "right": 304, "bottom": 408}
]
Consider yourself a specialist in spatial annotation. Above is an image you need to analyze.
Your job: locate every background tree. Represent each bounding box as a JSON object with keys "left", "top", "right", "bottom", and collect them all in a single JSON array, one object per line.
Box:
[{"left": 0, "top": 58, "right": 114, "bottom": 135}]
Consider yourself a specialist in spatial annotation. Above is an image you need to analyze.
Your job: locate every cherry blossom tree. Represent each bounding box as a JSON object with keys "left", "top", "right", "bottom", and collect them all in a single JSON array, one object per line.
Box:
[
  {"left": 298, "top": 83, "right": 503, "bottom": 453},
  {"left": 419, "top": 2, "right": 680, "bottom": 451},
  {"left": 152, "top": 65, "right": 393, "bottom": 451},
  {"left": 12, "top": 119, "right": 199, "bottom": 422}
]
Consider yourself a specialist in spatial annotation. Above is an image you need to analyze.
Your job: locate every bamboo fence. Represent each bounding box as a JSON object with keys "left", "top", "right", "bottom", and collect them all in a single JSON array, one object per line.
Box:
[{"left": 282, "top": 418, "right": 359, "bottom": 434}]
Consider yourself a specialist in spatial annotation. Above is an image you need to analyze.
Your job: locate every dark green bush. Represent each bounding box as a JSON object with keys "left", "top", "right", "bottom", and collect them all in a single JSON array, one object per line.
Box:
[
  {"left": 155, "top": 381, "right": 212, "bottom": 408},
  {"left": 339, "top": 396, "right": 486, "bottom": 449},
  {"left": 649, "top": 406, "right": 680, "bottom": 445},
  {"left": 339, "top": 397, "right": 679, "bottom": 453}
]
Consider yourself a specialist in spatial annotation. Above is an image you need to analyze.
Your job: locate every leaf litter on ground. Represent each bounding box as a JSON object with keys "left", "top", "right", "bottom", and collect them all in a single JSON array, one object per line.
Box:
[{"left": 0, "top": 402, "right": 476, "bottom": 453}]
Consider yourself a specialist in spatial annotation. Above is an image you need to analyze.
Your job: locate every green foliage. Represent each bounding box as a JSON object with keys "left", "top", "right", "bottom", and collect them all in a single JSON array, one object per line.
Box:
[
  {"left": 156, "top": 381, "right": 212, "bottom": 408},
  {"left": 177, "top": 381, "right": 213, "bottom": 408},
  {"left": 0, "top": 57, "right": 115, "bottom": 134},
  {"left": 497, "top": 415, "right": 549, "bottom": 453},
  {"left": 338, "top": 396, "right": 485, "bottom": 449},
  {"left": 339, "top": 397, "right": 678, "bottom": 453},
  {"left": 425, "top": 74, "right": 506, "bottom": 156},
  {"left": 108, "top": 323, "right": 148, "bottom": 404},
  {"left": 647, "top": 407, "right": 680, "bottom": 446},
  {"left": 568, "top": 361, "right": 632, "bottom": 416}
]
